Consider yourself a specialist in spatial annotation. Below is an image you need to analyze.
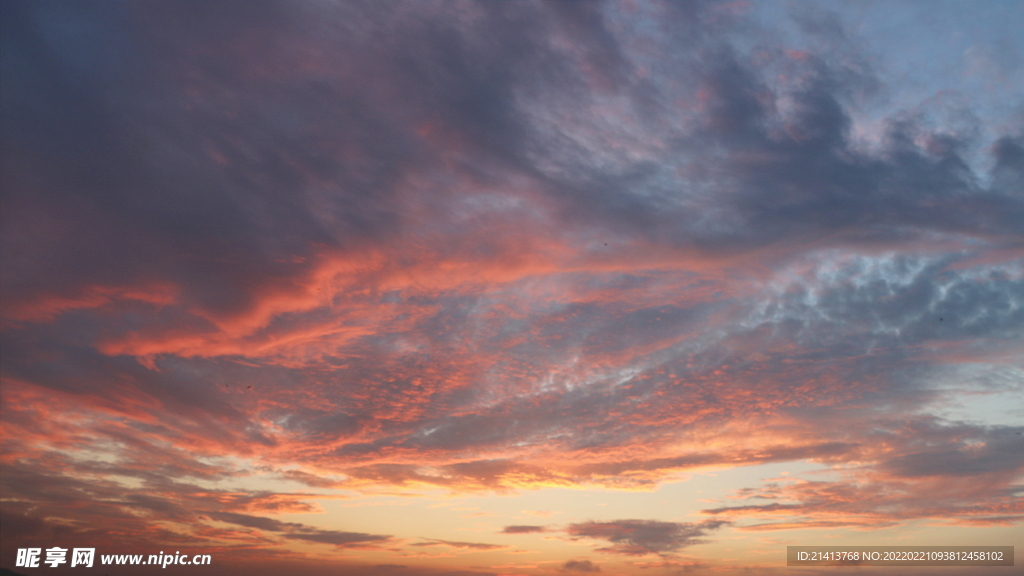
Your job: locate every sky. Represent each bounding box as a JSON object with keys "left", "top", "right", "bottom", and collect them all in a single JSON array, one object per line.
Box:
[{"left": 1, "top": 1, "right": 1022, "bottom": 575}]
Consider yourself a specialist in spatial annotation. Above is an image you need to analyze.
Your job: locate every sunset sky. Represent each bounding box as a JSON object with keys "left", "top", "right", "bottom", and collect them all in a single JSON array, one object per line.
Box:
[{"left": 1, "top": 1, "right": 1022, "bottom": 575}]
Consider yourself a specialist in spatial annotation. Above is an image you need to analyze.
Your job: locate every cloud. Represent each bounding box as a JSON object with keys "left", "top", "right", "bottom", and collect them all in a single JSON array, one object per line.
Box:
[
  {"left": 881, "top": 426, "right": 1024, "bottom": 478},
  {"left": 2, "top": 0, "right": 1022, "bottom": 571},
  {"left": 208, "top": 511, "right": 391, "bottom": 548},
  {"left": 562, "top": 559, "right": 601, "bottom": 572},
  {"left": 565, "top": 520, "right": 730, "bottom": 556},
  {"left": 699, "top": 418, "right": 1024, "bottom": 530},
  {"left": 286, "top": 531, "right": 390, "bottom": 547},
  {"left": 411, "top": 539, "right": 507, "bottom": 551},
  {"left": 208, "top": 511, "right": 299, "bottom": 532},
  {"left": 501, "top": 525, "right": 547, "bottom": 534}
]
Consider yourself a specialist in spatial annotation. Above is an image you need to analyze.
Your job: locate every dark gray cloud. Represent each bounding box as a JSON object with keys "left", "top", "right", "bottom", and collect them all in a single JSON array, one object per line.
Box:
[
  {"left": 208, "top": 511, "right": 391, "bottom": 548},
  {"left": 565, "top": 519, "right": 729, "bottom": 556},
  {"left": 878, "top": 422, "right": 1024, "bottom": 479},
  {"left": 207, "top": 511, "right": 299, "bottom": 532},
  {"left": 5, "top": 0, "right": 1019, "bottom": 327},
  {"left": 562, "top": 559, "right": 600, "bottom": 572},
  {"left": 700, "top": 418, "right": 1024, "bottom": 529}
]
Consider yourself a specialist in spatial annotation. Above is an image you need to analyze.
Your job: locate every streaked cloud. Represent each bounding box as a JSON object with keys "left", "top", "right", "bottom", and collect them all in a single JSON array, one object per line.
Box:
[{"left": 208, "top": 511, "right": 392, "bottom": 548}]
